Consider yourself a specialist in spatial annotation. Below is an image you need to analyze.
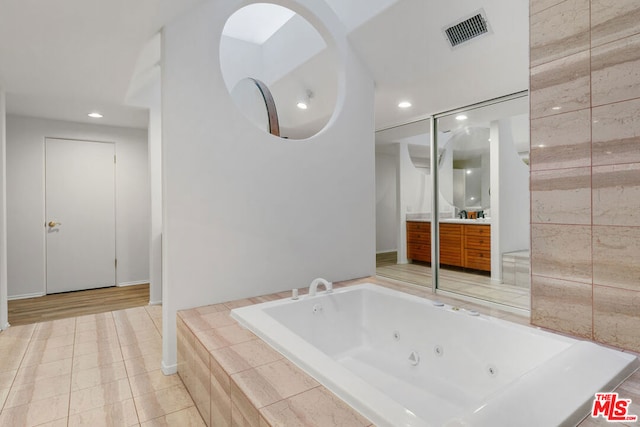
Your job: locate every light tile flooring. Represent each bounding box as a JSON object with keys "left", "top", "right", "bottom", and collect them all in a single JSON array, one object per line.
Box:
[
  {"left": 376, "top": 255, "right": 530, "bottom": 310},
  {"left": 0, "top": 305, "right": 205, "bottom": 427}
]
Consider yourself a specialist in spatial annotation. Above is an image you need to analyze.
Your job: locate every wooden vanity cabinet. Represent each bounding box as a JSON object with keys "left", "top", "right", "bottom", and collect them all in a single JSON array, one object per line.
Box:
[
  {"left": 439, "top": 224, "right": 463, "bottom": 266},
  {"left": 406, "top": 221, "right": 431, "bottom": 262},
  {"left": 463, "top": 224, "right": 491, "bottom": 271},
  {"left": 406, "top": 221, "right": 491, "bottom": 272}
]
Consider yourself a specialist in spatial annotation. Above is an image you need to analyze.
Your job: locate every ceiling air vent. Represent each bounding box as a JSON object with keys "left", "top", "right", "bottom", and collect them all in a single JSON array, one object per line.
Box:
[{"left": 443, "top": 10, "right": 491, "bottom": 49}]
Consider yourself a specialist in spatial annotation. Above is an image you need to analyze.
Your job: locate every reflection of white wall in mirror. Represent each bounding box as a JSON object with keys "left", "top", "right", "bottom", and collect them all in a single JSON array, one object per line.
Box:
[
  {"left": 489, "top": 119, "right": 530, "bottom": 281},
  {"left": 376, "top": 151, "right": 397, "bottom": 253},
  {"left": 219, "top": 3, "right": 338, "bottom": 140},
  {"left": 230, "top": 79, "right": 270, "bottom": 133}
]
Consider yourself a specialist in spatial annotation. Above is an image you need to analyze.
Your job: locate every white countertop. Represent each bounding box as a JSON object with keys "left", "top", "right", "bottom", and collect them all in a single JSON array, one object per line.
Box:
[{"left": 407, "top": 217, "right": 491, "bottom": 225}]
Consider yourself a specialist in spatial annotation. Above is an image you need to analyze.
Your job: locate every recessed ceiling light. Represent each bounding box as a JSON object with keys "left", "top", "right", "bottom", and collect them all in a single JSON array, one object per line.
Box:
[
  {"left": 88, "top": 112, "right": 103, "bottom": 118},
  {"left": 398, "top": 101, "right": 412, "bottom": 109},
  {"left": 456, "top": 114, "right": 468, "bottom": 121},
  {"left": 296, "top": 102, "right": 308, "bottom": 110}
]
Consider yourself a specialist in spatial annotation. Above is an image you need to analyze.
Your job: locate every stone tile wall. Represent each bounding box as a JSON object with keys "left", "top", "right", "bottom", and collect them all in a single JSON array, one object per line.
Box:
[{"left": 530, "top": 0, "right": 640, "bottom": 351}]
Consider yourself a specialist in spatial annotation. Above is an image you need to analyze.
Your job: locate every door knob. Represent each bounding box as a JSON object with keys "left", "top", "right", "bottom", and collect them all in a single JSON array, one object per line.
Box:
[{"left": 48, "top": 221, "right": 62, "bottom": 227}]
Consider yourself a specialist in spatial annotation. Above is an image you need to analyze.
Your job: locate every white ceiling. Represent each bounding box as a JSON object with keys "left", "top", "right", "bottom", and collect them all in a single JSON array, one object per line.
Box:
[{"left": 0, "top": 0, "right": 529, "bottom": 131}]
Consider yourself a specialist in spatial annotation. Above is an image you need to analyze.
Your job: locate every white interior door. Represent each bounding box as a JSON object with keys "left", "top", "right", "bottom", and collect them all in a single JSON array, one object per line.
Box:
[{"left": 45, "top": 138, "right": 116, "bottom": 294}]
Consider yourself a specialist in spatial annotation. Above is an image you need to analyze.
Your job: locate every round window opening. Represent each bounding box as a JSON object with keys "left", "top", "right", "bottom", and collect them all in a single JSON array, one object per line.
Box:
[{"left": 220, "top": 3, "right": 339, "bottom": 140}]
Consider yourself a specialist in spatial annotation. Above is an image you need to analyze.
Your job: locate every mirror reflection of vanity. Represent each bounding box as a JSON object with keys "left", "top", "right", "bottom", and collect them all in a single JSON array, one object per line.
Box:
[{"left": 377, "top": 92, "right": 531, "bottom": 309}]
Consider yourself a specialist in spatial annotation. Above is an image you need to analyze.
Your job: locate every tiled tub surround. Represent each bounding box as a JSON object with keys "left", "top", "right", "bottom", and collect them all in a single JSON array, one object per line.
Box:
[
  {"left": 530, "top": 0, "right": 640, "bottom": 353},
  {"left": 177, "top": 277, "right": 639, "bottom": 427}
]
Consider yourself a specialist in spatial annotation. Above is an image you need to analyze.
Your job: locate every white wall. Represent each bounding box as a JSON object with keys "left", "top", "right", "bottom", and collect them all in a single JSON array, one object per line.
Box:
[
  {"left": 375, "top": 151, "right": 396, "bottom": 253},
  {"left": 6, "top": 115, "right": 150, "bottom": 298},
  {"left": 0, "top": 89, "right": 8, "bottom": 329},
  {"left": 490, "top": 119, "right": 529, "bottom": 281},
  {"left": 161, "top": 0, "right": 375, "bottom": 372}
]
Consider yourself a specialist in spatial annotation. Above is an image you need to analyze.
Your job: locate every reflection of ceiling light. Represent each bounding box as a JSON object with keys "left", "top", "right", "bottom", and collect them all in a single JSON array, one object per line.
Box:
[
  {"left": 537, "top": 144, "right": 546, "bottom": 148},
  {"left": 297, "top": 90, "right": 313, "bottom": 110},
  {"left": 551, "top": 106, "right": 561, "bottom": 110},
  {"left": 398, "top": 101, "right": 412, "bottom": 109},
  {"left": 466, "top": 170, "right": 472, "bottom": 174},
  {"left": 456, "top": 114, "right": 468, "bottom": 121},
  {"left": 88, "top": 112, "right": 103, "bottom": 118},
  {"left": 470, "top": 197, "right": 476, "bottom": 201}
]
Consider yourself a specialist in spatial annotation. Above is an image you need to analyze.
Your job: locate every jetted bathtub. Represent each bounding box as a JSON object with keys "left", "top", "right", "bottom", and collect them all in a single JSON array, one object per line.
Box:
[{"left": 231, "top": 283, "right": 639, "bottom": 426}]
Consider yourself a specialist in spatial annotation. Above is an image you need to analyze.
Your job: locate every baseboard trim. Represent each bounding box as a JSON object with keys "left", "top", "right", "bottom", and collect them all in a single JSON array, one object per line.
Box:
[
  {"left": 161, "top": 361, "right": 177, "bottom": 375},
  {"left": 148, "top": 300, "right": 162, "bottom": 306},
  {"left": 8, "top": 292, "right": 45, "bottom": 301},
  {"left": 117, "top": 280, "right": 150, "bottom": 287}
]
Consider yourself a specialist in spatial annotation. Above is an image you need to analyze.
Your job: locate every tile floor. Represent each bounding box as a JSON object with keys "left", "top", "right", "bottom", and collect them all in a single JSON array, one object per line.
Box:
[{"left": 0, "top": 305, "right": 205, "bottom": 427}]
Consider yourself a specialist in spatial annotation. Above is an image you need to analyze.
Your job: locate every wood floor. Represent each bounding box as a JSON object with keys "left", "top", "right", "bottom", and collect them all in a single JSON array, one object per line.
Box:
[
  {"left": 376, "top": 252, "right": 530, "bottom": 309},
  {"left": 7, "top": 284, "right": 150, "bottom": 326}
]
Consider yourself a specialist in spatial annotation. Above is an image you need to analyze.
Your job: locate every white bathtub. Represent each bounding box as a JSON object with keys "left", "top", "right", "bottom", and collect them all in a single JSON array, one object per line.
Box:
[{"left": 231, "top": 283, "right": 639, "bottom": 427}]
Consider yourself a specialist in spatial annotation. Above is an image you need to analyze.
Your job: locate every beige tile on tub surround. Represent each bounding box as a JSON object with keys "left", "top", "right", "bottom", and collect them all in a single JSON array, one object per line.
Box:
[
  {"left": 531, "top": 167, "right": 591, "bottom": 224},
  {"left": 531, "top": 224, "right": 592, "bottom": 282},
  {"left": 594, "top": 285, "right": 640, "bottom": 353},
  {"left": 530, "top": 50, "right": 591, "bottom": 119},
  {"left": 591, "top": 0, "right": 640, "bottom": 48},
  {"left": 593, "top": 98, "right": 640, "bottom": 166},
  {"left": 593, "top": 225, "right": 640, "bottom": 292},
  {"left": 593, "top": 163, "right": 640, "bottom": 227},
  {"left": 230, "top": 358, "right": 319, "bottom": 409},
  {"left": 531, "top": 275, "right": 593, "bottom": 339},
  {"left": 530, "top": 0, "right": 590, "bottom": 67},
  {"left": 592, "top": 33, "right": 640, "bottom": 106},
  {"left": 260, "top": 386, "right": 372, "bottom": 427},
  {"left": 530, "top": 108, "right": 591, "bottom": 171}
]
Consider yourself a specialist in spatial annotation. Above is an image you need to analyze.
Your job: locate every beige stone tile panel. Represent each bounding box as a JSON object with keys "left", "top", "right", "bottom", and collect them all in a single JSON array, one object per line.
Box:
[
  {"left": 13, "top": 358, "right": 73, "bottom": 387},
  {"left": 0, "top": 394, "right": 69, "bottom": 426},
  {"left": 593, "top": 98, "right": 640, "bottom": 166},
  {"left": 71, "top": 361, "right": 128, "bottom": 391},
  {"left": 531, "top": 0, "right": 568, "bottom": 16},
  {"left": 594, "top": 286, "right": 640, "bottom": 353},
  {"left": 3, "top": 372, "right": 70, "bottom": 409},
  {"left": 531, "top": 167, "right": 591, "bottom": 224},
  {"left": 592, "top": 33, "right": 640, "bottom": 106},
  {"left": 530, "top": 0, "right": 590, "bottom": 67},
  {"left": 530, "top": 51, "right": 590, "bottom": 119},
  {"left": 530, "top": 109, "right": 591, "bottom": 171},
  {"left": 231, "top": 359, "right": 319, "bottom": 409},
  {"left": 133, "top": 384, "right": 195, "bottom": 423},
  {"left": 72, "top": 345, "right": 124, "bottom": 371},
  {"left": 593, "top": 226, "right": 640, "bottom": 292},
  {"left": 140, "top": 406, "right": 206, "bottom": 427},
  {"left": 128, "top": 369, "right": 183, "bottom": 397},
  {"left": 210, "top": 354, "right": 231, "bottom": 427},
  {"left": 21, "top": 344, "right": 73, "bottom": 367},
  {"left": 69, "top": 377, "right": 132, "bottom": 415},
  {"left": 196, "top": 324, "right": 256, "bottom": 351},
  {"left": 531, "top": 275, "right": 592, "bottom": 339},
  {"left": 261, "top": 387, "right": 371, "bottom": 427},
  {"left": 124, "top": 352, "right": 163, "bottom": 377},
  {"left": 591, "top": 0, "right": 640, "bottom": 47},
  {"left": 68, "top": 398, "right": 139, "bottom": 427},
  {"left": 593, "top": 164, "right": 640, "bottom": 227},
  {"left": 531, "top": 224, "right": 592, "bottom": 282},
  {"left": 230, "top": 381, "right": 260, "bottom": 426},
  {"left": 211, "top": 339, "right": 283, "bottom": 375}
]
